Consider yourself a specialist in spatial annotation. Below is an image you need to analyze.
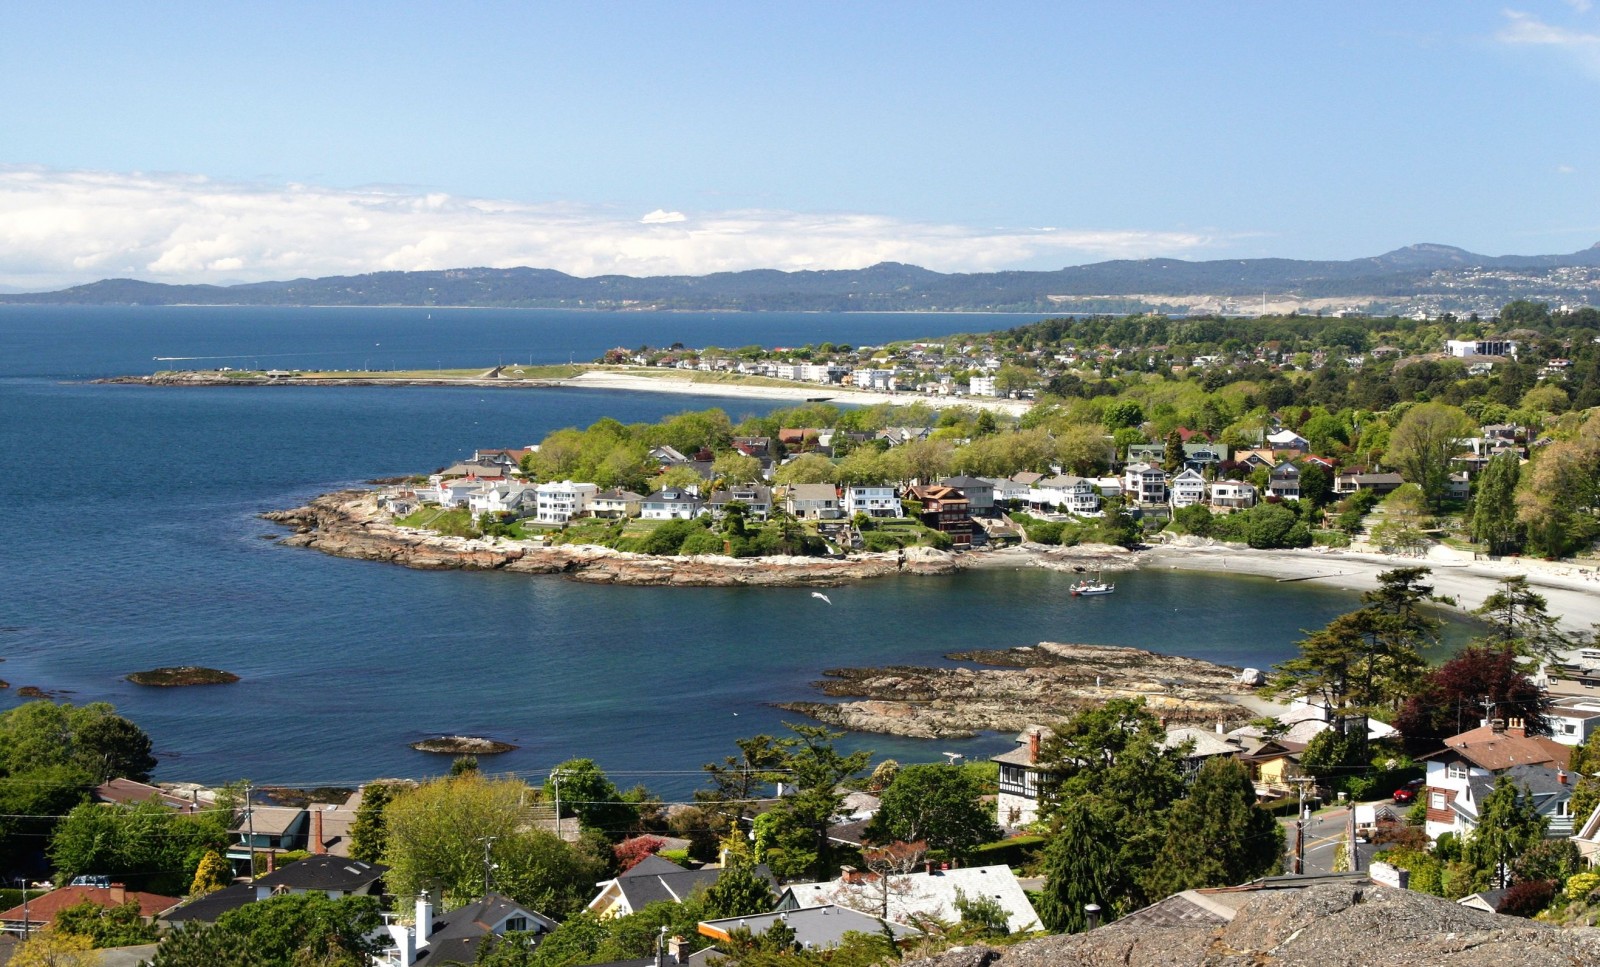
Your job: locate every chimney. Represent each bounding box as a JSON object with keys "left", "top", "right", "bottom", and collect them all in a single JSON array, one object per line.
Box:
[
  {"left": 266, "top": 851, "right": 276, "bottom": 874},
  {"left": 416, "top": 892, "right": 434, "bottom": 942},
  {"left": 109, "top": 883, "right": 126, "bottom": 905},
  {"left": 1028, "top": 730, "right": 1040, "bottom": 763},
  {"left": 1507, "top": 717, "right": 1526, "bottom": 738},
  {"left": 311, "top": 808, "right": 325, "bottom": 855},
  {"left": 1560, "top": 769, "right": 1569, "bottom": 785},
  {"left": 388, "top": 924, "right": 416, "bottom": 967},
  {"left": 667, "top": 936, "right": 686, "bottom": 965},
  {"left": 1216, "top": 719, "right": 1225, "bottom": 735},
  {"left": 1490, "top": 718, "right": 1506, "bottom": 734}
]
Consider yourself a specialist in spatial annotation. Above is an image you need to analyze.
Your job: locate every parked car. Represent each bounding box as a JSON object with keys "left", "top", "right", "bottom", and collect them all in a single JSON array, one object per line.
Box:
[{"left": 1392, "top": 778, "right": 1425, "bottom": 803}]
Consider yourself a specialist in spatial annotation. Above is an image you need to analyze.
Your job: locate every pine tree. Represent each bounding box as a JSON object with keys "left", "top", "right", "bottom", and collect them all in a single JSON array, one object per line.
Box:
[
  {"left": 1145, "top": 758, "right": 1284, "bottom": 897},
  {"left": 1471, "top": 451, "right": 1522, "bottom": 556},
  {"left": 1162, "top": 429, "right": 1184, "bottom": 474},
  {"left": 1036, "top": 798, "right": 1123, "bottom": 933},
  {"left": 1464, "top": 774, "right": 1547, "bottom": 889}
]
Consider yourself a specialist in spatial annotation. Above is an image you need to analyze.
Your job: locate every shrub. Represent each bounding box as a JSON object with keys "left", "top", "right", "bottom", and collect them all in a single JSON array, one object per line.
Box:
[
  {"left": 862, "top": 532, "right": 906, "bottom": 553},
  {"left": 1499, "top": 879, "right": 1556, "bottom": 918},
  {"left": 678, "top": 530, "right": 726, "bottom": 556},
  {"left": 1564, "top": 871, "right": 1600, "bottom": 901}
]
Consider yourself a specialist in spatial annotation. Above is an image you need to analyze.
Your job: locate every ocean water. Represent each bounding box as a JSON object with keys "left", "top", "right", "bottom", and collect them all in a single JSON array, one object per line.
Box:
[{"left": 0, "top": 306, "right": 1460, "bottom": 795}]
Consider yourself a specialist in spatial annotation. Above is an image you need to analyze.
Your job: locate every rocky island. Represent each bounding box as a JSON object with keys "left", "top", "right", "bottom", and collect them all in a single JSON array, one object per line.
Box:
[
  {"left": 126, "top": 666, "right": 240, "bottom": 686},
  {"left": 410, "top": 736, "right": 518, "bottom": 754},
  {"left": 777, "top": 642, "right": 1259, "bottom": 738}
]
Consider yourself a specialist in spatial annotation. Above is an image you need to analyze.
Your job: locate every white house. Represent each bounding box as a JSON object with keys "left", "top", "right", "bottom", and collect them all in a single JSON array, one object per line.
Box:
[
  {"left": 468, "top": 482, "right": 537, "bottom": 518},
  {"left": 1029, "top": 475, "right": 1101, "bottom": 515},
  {"left": 534, "top": 481, "right": 598, "bottom": 524},
  {"left": 845, "top": 484, "right": 902, "bottom": 518},
  {"left": 1122, "top": 462, "right": 1167, "bottom": 505},
  {"left": 1168, "top": 468, "right": 1207, "bottom": 508},
  {"left": 968, "top": 375, "right": 998, "bottom": 397},
  {"left": 1446, "top": 338, "right": 1518, "bottom": 358},
  {"left": 776, "top": 864, "right": 1041, "bottom": 935},
  {"left": 1547, "top": 699, "right": 1600, "bottom": 746},
  {"left": 787, "top": 483, "right": 842, "bottom": 520},
  {"left": 1209, "top": 480, "right": 1257, "bottom": 509},
  {"left": 379, "top": 892, "right": 557, "bottom": 967},
  {"left": 640, "top": 488, "right": 705, "bottom": 520},
  {"left": 1420, "top": 720, "right": 1571, "bottom": 840},
  {"left": 428, "top": 476, "right": 483, "bottom": 509},
  {"left": 1266, "top": 429, "right": 1309, "bottom": 451}
]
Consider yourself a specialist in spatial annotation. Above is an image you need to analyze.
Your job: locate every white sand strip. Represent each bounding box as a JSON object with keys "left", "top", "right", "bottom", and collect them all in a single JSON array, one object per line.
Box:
[{"left": 559, "top": 371, "right": 1032, "bottom": 416}]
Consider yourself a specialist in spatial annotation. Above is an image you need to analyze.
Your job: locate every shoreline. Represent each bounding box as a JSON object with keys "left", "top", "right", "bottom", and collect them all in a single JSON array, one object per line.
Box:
[
  {"left": 264, "top": 490, "right": 1135, "bottom": 587},
  {"left": 1145, "top": 541, "right": 1600, "bottom": 641},
  {"left": 97, "top": 369, "right": 1035, "bottom": 415}
]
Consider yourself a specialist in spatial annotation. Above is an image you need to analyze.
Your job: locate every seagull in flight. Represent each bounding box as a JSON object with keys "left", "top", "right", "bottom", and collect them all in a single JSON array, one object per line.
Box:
[{"left": 811, "top": 591, "right": 833, "bottom": 605}]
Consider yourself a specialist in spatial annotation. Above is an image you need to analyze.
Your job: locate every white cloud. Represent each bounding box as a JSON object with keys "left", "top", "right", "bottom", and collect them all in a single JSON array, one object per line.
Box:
[
  {"left": 1498, "top": 10, "right": 1600, "bottom": 76},
  {"left": 0, "top": 165, "right": 1226, "bottom": 289},
  {"left": 1558, "top": 163, "right": 1578, "bottom": 174}
]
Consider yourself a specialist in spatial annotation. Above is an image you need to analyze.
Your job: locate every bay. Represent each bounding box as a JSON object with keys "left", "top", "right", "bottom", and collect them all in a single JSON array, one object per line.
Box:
[{"left": 0, "top": 306, "right": 1464, "bottom": 796}]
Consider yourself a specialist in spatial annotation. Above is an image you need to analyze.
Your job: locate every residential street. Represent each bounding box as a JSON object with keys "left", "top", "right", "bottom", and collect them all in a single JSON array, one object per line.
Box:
[{"left": 1283, "top": 801, "right": 1387, "bottom": 875}]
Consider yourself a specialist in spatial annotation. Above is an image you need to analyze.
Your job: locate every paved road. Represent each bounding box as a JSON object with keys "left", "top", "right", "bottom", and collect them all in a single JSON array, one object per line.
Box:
[{"left": 1281, "top": 800, "right": 1393, "bottom": 875}]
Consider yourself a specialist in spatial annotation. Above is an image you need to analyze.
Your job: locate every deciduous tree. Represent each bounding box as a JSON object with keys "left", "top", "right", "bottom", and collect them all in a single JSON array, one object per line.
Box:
[
  {"left": 1387, "top": 402, "right": 1473, "bottom": 510},
  {"left": 864, "top": 764, "right": 998, "bottom": 858}
]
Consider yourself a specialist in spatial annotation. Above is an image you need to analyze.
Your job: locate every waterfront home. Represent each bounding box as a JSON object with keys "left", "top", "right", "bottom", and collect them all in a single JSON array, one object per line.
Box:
[
  {"left": 1122, "top": 462, "right": 1167, "bottom": 505},
  {"left": 699, "top": 905, "right": 917, "bottom": 950},
  {"left": 378, "top": 892, "right": 557, "bottom": 967},
  {"left": 1126, "top": 442, "right": 1165, "bottom": 465},
  {"left": 92, "top": 778, "right": 201, "bottom": 813},
  {"left": 986, "top": 476, "right": 1031, "bottom": 506},
  {"left": 1169, "top": 468, "right": 1207, "bottom": 509},
  {"left": 731, "top": 436, "right": 772, "bottom": 458},
  {"left": 1091, "top": 476, "right": 1124, "bottom": 499},
  {"left": 1, "top": 884, "right": 180, "bottom": 936},
  {"left": 640, "top": 488, "right": 705, "bottom": 520},
  {"left": 844, "top": 483, "right": 903, "bottom": 518},
  {"left": 1209, "top": 480, "right": 1257, "bottom": 509},
  {"left": 905, "top": 484, "right": 972, "bottom": 546},
  {"left": 1030, "top": 475, "right": 1101, "bottom": 516},
  {"left": 439, "top": 459, "right": 509, "bottom": 480},
  {"left": 590, "top": 488, "right": 644, "bottom": 519},
  {"left": 786, "top": 483, "right": 843, "bottom": 520},
  {"left": 428, "top": 476, "right": 483, "bottom": 509},
  {"left": 709, "top": 483, "right": 773, "bottom": 520},
  {"left": 777, "top": 864, "right": 1041, "bottom": 934},
  {"left": 534, "top": 481, "right": 599, "bottom": 524},
  {"left": 1235, "top": 449, "right": 1276, "bottom": 472},
  {"left": 1420, "top": 719, "right": 1571, "bottom": 841},
  {"left": 1267, "top": 462, "right": 1301, "bottom": 500},
  {"left": 648, "top": 445, "right": 690, "bottom": 465},
  {"left": 469, "top": 481, "right": 537, "bottom": 518},
  {"left": 1332, "top": 471, "right": 1404, "bottom": 496},
  {"left": 1183, "top": 441, "right": 1229, "bottom": 471},
  {"left": 939, "top": 475, "right": 995, "bottom": 514},
  {"left": 472, "top": 448, "right": 533, "bottom": 471},
  {"left": 1448, "top": 471, "right": 1471, "bottom": 501},
  {"left": 588, "top": 856, "right": 774, "bottom": 919}
]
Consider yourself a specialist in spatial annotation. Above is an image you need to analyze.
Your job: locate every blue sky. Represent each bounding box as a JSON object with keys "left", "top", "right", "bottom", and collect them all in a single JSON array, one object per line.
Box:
[{"left": 1, "top": 2, "right": 1597, "bottom": 287}]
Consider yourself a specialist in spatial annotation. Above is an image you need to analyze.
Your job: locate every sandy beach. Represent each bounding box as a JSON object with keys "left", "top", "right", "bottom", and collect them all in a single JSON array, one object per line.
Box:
[
  {"left": 1144, "top": 540, "right": 1600, "bottom": 646},
  {"left": 560, "top": 370, "right": 1034, "bottom": 416}
]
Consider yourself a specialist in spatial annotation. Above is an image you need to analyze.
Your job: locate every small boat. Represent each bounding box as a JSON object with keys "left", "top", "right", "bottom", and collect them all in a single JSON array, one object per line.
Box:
[{"left": 1070, "top": 570, "right": 1115, "bottom": 597}]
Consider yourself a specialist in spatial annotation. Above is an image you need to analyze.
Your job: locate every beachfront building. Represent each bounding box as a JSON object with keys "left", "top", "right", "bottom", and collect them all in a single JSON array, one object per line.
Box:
[
  {"left": 640, "top": 488, "right": 705, "bottom": 520},
  {"left": 786, "top": 483, "right": 843, "bottom": 520},
  {"left": 709, "top": 483, "right": 773, "bottom": 520},
  {"left": 468, "top": 481, "right": 537, "bottom": 518},
  {"left": 589, "top": 489, "right": 644, "bottom": 519},
  {"left": 969, "top": 375, "right": 998, "bottom": 397},
  {"left": 844, "top": 483, "right": 903, "bottom": 518},
  {"left": 1122, "top": 462, "right": 1167, "bottom": 505},
  {"left": 939, "top": 475, "right": 994, "bottom": 514},
  {"left": 1209, "top": 480, "right": 1257, "bottom": 509},
  {"left": 1028, "top": 475, "right": 1101, "bottom": 516},
  {"left": 534, "top": 481, "right": 598, "bottom": 524},
  {"left": 1267, "top": 462, "right": 1301, "bottom": 500},
  {"left": 907, "top": 484, "right": 973, "bottom": 546},
  {"left": 1169, "top": 468, "right": 1206, "bottom": 508}
]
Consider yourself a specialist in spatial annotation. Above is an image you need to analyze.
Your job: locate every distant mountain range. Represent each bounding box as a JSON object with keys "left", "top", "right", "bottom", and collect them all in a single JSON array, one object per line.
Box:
[{"left": 7, "top": 242, "right": 1600, "bottom": 315}]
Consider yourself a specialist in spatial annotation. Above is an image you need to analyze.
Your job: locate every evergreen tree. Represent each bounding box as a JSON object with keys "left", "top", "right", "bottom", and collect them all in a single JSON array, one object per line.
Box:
[
  {"left": 1473, "top": 574, "right": 1575, "bottom": 666},
  {"left": 1464, "top": 775, "right": 1547, "bottom": 889},
  {"left": 1036, "top": 797, "right": 1124, "bottom": 932},
  {"left": 1145, "top": 758, "right": 1284, "bottom": 897},
  {"left": 350, "top": 782, "right": 398, "bottom": 864},
  {"left": 1162, "top": 429, "right": 1184, "bottom": 474},
  {"left": 701, "top": 859, "right": 776, "bottom": 919},
  {"left": 1471, "top": 451, "right": 1523, "bottom": 556}
]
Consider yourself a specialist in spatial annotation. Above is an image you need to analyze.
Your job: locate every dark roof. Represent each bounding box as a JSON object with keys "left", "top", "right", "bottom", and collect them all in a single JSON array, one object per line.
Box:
[
  {"left": 415, "top": 893, "right": 550, "bottom": 964},
  {"left": 614, "top": 859, "right": 774, "bottom": 912},
  {"left": 162, "top": 882, "right": 255, "bottom": 924},
  {"left": 251, "top": 855, "right": 387, "bottom": 894},
  {"left": 939, "top": 475, "right": 992, "bottom": 489}
]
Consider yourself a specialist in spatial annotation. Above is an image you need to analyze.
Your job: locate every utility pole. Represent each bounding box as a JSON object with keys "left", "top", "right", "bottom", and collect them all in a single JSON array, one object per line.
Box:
[
  {"left": 1288, "top": 776, "right": 1315, "bottom": 875},
  {"left": 552, "top": 771, "right": 562, "bottom": 841},
  {"left": 481, "top": 836, "right": 497, "bottom": 896},
  {"left": 245, "top": 781, "right": 256, "bottom": 879},
  {"left": 1347, "top": 803, "right": 1360, "bottom": 872}
]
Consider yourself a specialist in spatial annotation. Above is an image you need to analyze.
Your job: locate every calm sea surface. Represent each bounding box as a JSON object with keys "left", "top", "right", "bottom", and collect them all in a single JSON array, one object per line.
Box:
[{"left": 0, "top": 307, "right": 1467, "bottom": 795}]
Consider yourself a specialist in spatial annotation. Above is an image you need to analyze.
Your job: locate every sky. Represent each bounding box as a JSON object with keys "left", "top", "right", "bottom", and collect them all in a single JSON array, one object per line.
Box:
[{"left": 2, "top": 2, "right": 1598, "bottom": 290}]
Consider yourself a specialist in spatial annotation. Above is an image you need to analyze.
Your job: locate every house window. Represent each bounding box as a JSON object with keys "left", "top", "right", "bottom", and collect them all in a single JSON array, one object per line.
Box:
[
  {"left": 1562, "top": 722, "right": 1578, "bottom": 736},
  {"left": 1430, "top": 792, "right": 1446, "bottom": 810},
  {"left": 1558, "top": 800, "right": 1571, "bottom": 818},
  {"left": 505, "top": 916, "right": 529, "bottom": 932},
  {"left": 1446, "top": 762, "right": 1468, "bottom": 780}
]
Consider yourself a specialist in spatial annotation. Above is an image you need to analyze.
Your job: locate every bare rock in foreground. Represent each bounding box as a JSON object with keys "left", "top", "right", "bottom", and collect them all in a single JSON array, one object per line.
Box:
[{"left": 908, "top": 884, "right": 1600, "bottom": 967}]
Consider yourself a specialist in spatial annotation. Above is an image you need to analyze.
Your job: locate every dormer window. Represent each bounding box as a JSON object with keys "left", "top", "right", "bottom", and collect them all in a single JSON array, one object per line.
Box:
[{"left": 1446, "top": 762, "right": 1468, "bottom": 780}]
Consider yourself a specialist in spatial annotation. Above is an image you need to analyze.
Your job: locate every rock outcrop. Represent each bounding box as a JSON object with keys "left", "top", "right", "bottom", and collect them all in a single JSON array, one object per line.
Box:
[
  {"left": 906, "top": 884, "right": 1600, "bottom": 967},
  {"left": 777, "top": 642, "right": 1254, "bottom": 738},
  {"left": 126, "top": 666, "right": 240, "bottom": 686},
  {"left": 410, "top": 736, "right": 517, "bottom": 754},
  {"left": 264, "top": 492, "right": 961, "bottom": 587}
]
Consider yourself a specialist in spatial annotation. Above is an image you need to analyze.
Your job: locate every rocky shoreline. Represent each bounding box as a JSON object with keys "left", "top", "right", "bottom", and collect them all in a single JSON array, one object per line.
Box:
[
  {"left": 263, "top": 491, "right": 979, "bottom": 587},
  {"left": 776, "top": 641, "right": 1259, "bottom": 738}
]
